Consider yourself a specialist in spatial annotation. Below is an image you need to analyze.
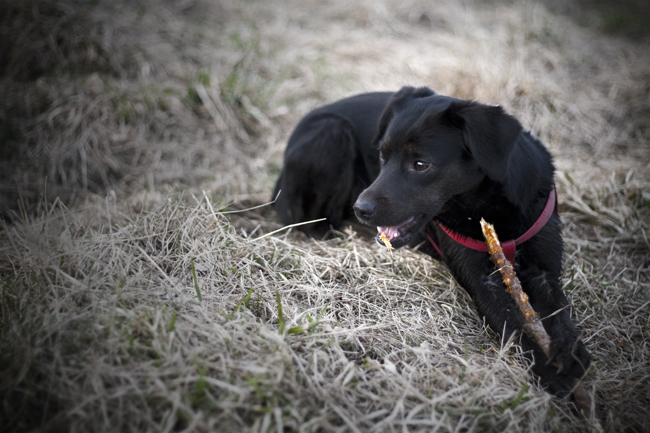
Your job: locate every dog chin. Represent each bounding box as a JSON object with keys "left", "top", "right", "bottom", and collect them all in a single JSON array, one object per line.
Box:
[{"left": 376, "top": 214, "right": 427, "bottom": 249}]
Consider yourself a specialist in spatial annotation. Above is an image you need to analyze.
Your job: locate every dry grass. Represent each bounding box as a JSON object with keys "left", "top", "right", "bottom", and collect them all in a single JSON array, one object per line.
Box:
[
  {"left": 0, "top": 195, "right": 569, "bottom": 432},
  {"left": 1, "top": 0, "right": 649, "bottom": 432}
]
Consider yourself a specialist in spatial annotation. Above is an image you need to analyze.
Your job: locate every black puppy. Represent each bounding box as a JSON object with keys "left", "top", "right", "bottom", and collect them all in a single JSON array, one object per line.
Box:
[{"left": 273, "top": 86, "right": 590, "bottom": 396}]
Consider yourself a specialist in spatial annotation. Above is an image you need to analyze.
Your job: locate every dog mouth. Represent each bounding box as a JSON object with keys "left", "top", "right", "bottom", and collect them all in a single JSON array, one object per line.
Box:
[{"left": 376, "top": 214, "right": 426, "bottom": 249}]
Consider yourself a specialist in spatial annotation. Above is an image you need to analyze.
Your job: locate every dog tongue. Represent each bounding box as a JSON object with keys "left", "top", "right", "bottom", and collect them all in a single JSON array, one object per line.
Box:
[
  {"left": 377, "top": 216, "right": 417, "bottom": 240},
  {"left": 377, "top": 225, "right": 400, "bottom": 240}
]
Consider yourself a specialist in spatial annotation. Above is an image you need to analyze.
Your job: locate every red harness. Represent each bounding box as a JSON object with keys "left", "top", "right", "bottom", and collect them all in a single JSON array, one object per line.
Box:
[{"left": 426, "top": 187, "right": 558, "bottom": 263}]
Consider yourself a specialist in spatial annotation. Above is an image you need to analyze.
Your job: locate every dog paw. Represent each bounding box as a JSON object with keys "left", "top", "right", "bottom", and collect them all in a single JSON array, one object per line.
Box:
[{"left": 547, "top": 336, "right": 591, "bottom": 379}]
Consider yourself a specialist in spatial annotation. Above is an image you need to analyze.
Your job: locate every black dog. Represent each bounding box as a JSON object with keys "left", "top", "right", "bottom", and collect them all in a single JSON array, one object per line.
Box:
[{"left": 273, "top": 86, "right": 590, "bottom": 396}]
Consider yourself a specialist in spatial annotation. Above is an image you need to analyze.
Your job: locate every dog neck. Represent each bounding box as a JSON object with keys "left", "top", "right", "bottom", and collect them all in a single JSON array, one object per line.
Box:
[{"left": 427, "top": 185, "right": 557, "bottom": 263}]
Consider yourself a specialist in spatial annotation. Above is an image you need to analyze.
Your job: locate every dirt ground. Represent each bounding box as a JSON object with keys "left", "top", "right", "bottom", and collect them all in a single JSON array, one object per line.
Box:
[{"left": 1, "top": 0, "right": 649, "bottom": 432}]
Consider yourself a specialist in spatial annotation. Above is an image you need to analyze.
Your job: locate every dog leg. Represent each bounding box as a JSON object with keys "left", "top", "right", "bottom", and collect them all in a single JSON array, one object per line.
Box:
[
  {"left": 446, "top": 252, "right": 577, "bottom": 396},
  {"left": 517, "top": 267, "right": 591, "bottom": 380},
  {"left": 274, "top": 113, "right": 358, "bottom": 238}
]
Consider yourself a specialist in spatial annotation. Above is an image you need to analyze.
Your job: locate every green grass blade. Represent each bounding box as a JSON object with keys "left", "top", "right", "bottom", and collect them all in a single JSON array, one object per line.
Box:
[
  {"left": 191, "top": 259, "right": 202, "bottom": 302},
  {"left": 276, "top": 291, "right": 285, "bottom": 334},
  {"left": 168, "top": 310, "right": 177, "bottom": 332}
]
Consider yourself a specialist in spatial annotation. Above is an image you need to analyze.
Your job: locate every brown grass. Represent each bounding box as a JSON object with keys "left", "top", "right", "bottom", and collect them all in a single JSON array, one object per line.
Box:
[{"left": 1, "top": 0, "right": 649, "bottom": 432}]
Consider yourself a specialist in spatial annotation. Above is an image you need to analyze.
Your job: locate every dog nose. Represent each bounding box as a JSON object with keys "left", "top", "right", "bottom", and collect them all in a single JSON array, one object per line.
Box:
[{"left": 353, "top": 200, "right": 375, "bottom": 219}]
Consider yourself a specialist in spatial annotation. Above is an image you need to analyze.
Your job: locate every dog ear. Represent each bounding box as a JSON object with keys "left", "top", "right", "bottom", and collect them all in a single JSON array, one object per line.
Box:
[
  {"left": 447, "top": 102, "right": 523, "bottom": 182},
  {"left": 373, "top": 86, "right": 435, "bottom": 146}
]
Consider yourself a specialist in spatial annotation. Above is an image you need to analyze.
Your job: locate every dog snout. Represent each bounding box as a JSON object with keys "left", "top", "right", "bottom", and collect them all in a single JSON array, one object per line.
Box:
[{"left": 353, "top": 199, "right": 376, "bottom": 220}]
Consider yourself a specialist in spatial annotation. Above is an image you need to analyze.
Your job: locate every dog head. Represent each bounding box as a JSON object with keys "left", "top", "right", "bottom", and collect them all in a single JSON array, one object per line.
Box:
[{"left": 353, "top": 86, "right": 523, "bottom": 248}]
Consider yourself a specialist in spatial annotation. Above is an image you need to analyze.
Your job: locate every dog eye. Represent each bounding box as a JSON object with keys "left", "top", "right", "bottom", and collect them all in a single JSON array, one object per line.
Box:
[{"left": 413, "top": 161, "right": 430, "bottom": 172}]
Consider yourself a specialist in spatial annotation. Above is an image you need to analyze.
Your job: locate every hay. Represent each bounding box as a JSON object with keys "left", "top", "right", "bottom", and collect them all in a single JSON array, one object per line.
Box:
[
  {"left": 1, "top": 0, "right": 649, "bottom": 431},
  {"left": 1, "top": 195, "right": 575, "bottom": 432}
]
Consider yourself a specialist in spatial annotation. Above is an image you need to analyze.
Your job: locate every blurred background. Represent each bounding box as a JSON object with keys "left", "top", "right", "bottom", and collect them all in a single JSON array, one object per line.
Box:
[{"left": 1, "top": 0, "right": 648, "bottom": 220}]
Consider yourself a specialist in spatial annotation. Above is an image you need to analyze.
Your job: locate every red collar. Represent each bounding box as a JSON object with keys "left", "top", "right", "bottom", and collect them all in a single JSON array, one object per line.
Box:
[{"left": 426, "top": 187, "right": 558, "bottom": 263}]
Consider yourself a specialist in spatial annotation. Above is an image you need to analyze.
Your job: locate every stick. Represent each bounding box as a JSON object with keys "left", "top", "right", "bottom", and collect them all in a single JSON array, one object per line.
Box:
[
  {"left": 379, "top": 233, "right": 394, "bottom": 258},
  {"left": 479, "top": 219, "right": 599, "bottom": 426}
]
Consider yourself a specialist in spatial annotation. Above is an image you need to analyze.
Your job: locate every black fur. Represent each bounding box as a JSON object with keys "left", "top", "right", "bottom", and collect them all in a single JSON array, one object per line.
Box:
[
  {"left": 273, "top": 92, "right": 390, "bottom": 238},
  {"left": 273, "top": 86, "right": 590, "bottom": 397}
]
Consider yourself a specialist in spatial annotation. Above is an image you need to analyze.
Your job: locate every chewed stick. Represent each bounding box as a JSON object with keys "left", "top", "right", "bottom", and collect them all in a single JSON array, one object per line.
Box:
[
  {"left": 479, "top": 218, "right": 598, "bottom": 425},
  {"left": 379, "top": 233, "right": 394, "bottom": 258},
  {"left": 479, "top": 219, "right": 551, "bottom": 350},
  {"left": 380, "top": 234, "right": 393, "bottom": 251}
]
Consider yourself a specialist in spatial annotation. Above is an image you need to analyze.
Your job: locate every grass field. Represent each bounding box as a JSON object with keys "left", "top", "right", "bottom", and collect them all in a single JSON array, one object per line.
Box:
[{"left": 1, "top": 0, "right": 649, "bottom": 431}]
